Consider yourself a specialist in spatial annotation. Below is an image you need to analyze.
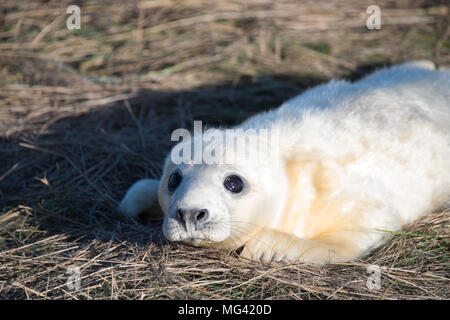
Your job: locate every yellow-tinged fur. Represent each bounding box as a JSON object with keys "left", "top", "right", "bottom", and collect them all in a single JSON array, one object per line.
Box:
[{"left": 237, "top": 158, "right": 369, "bottom": 263}]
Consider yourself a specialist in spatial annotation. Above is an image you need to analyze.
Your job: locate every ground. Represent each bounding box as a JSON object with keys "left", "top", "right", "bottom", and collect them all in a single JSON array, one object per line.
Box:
[{"left": 0, "top": 0, "right": 449, "bottom": 299}]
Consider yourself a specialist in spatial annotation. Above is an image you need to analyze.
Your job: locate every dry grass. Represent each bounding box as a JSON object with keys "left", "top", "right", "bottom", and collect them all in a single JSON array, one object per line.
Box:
[{"left": 0, "top": 0, "right": 449, "bottom": 299}]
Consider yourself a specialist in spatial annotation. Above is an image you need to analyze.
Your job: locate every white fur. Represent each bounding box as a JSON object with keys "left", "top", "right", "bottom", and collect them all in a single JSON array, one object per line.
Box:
[
  {"left": 119, "top": 61, "right": 450, "bottom": 263},
  {"left": 118, "top": 179, "right": 159, "bottom": 218}
]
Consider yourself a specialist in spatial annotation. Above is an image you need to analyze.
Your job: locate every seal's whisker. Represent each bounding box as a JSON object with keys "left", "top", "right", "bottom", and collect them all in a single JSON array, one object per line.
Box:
[
  {"left": 212, "top": 219, "right": 294, "bottom": 252},
  {"left": 213, "top": 218, "right": 262, "bottom": 228},
  {"left": 228, "top": 227, "right": 276, "bottom": 250}
]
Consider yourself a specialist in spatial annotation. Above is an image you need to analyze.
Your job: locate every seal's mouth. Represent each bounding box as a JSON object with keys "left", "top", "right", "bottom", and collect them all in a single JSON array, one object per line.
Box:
[
  {"left": 187, "top": 238, "right": 202, "bottom": 244},
  {"left": 162, "top": 213, "right": 231, "bottom": 245},
  {"left": 180, "top": 237, "right": 219, "bottom": 246}
]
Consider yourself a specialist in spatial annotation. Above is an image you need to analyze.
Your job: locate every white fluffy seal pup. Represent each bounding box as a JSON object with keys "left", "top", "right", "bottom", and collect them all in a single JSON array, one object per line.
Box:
[{"left": 119, "top": 61, "right": 450, "bottom": 263}]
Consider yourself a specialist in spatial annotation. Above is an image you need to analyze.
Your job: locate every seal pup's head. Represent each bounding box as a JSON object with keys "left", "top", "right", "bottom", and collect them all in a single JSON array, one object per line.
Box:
[{"left": 158, "top": 128, "right": 287, "bottom": 249}]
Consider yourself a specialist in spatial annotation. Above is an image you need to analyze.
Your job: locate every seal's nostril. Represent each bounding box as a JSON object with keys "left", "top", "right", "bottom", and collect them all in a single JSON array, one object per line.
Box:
[
  {"left": 176, "top": 209, "right": 184, "bottom": 222},
  {"left": 195, "top": 209, "right": 209, "bottom": 223},
  {"left": 177, "top": 208, "right": 208, "bottom": 229}
]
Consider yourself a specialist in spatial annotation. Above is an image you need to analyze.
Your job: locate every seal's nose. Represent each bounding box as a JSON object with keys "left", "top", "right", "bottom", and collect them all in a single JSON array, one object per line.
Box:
[{"left": 176, "top": 208, "right": 209, "bottom": 230}]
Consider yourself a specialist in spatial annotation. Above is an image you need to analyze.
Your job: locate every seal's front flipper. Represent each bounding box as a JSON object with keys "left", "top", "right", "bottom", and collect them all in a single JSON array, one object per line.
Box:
[
  {"left": 118, "top": 179, "right": 161, "bottom": 219},
  {"left": 240, "top": 227, "right": 364, "bottom": 264}
]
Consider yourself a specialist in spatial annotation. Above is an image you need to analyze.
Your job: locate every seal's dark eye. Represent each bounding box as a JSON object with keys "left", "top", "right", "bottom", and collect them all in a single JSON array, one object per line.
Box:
[
  {"left": 224, "top": 175, "right": 244, "bottom": 194},
  {"left": 168, "top": 171, "right": 182, "bottom": 192}
]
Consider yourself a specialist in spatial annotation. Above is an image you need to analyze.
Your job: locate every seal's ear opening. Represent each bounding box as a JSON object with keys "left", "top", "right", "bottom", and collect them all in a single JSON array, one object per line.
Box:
[{"left": 118, "top": 179, "right": 162, "bottom": 220}]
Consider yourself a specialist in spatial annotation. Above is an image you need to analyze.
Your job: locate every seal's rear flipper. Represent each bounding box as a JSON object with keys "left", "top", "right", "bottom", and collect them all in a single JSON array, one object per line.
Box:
[{"left": 118, "top": 179, "right": 161, "bottom": 219}]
